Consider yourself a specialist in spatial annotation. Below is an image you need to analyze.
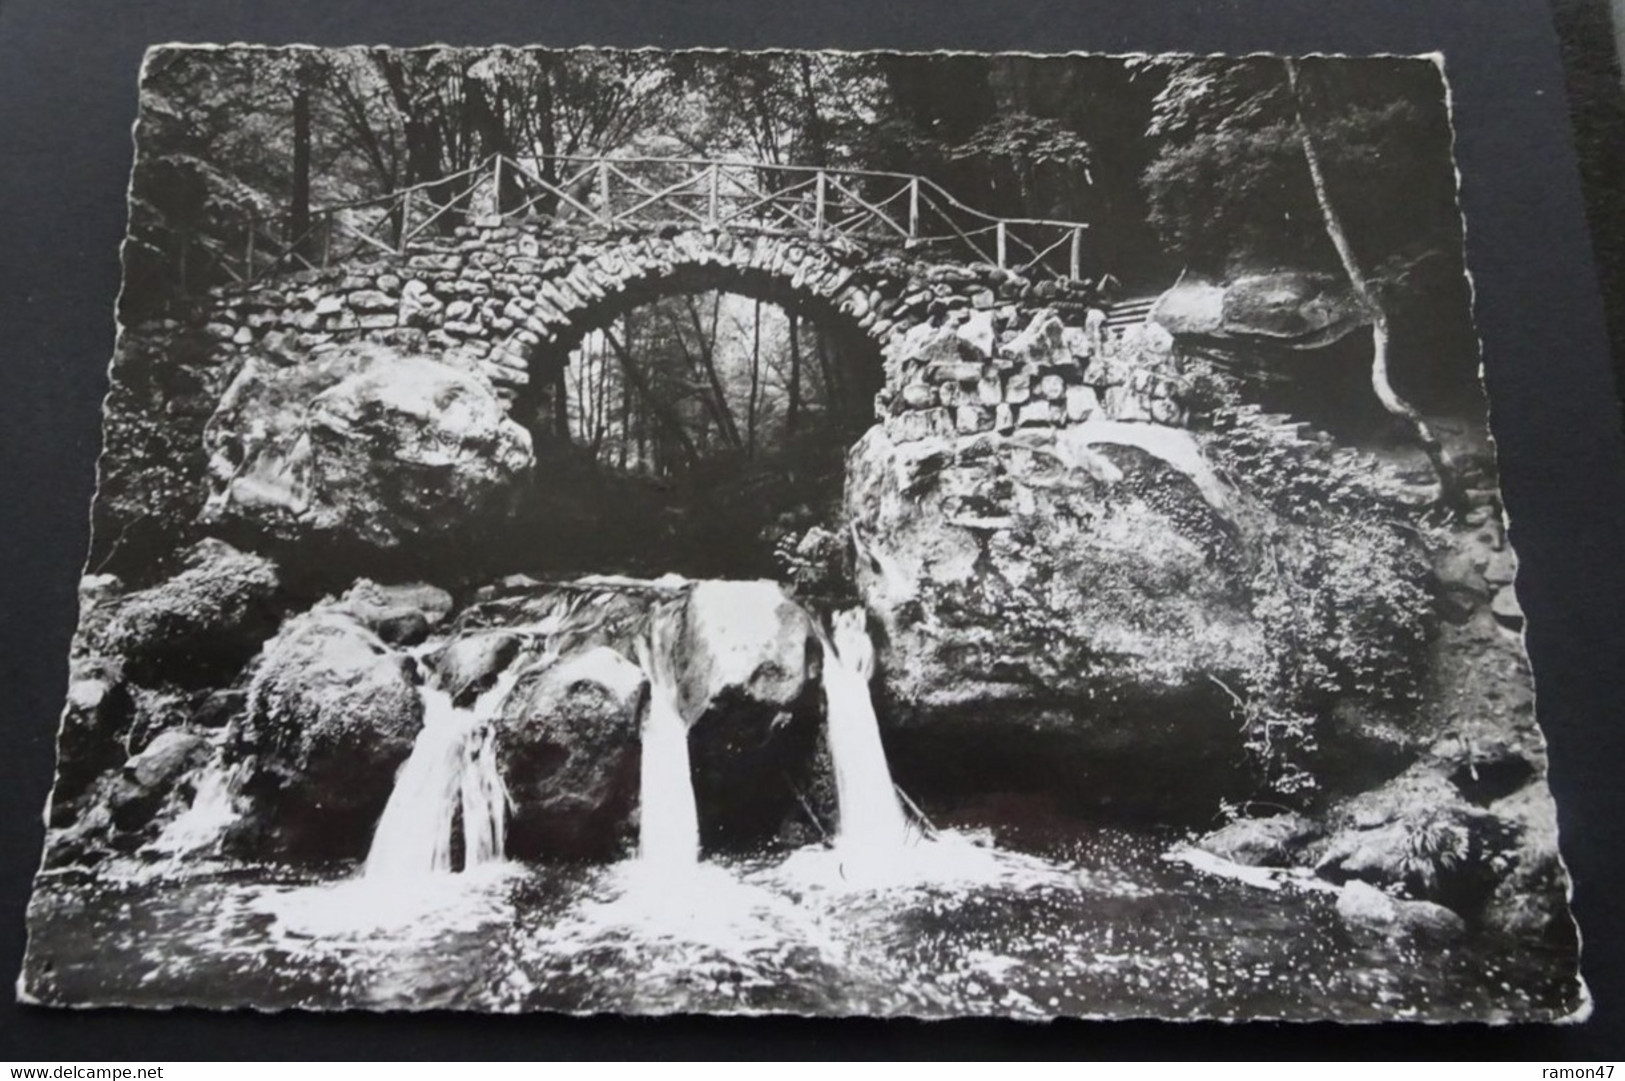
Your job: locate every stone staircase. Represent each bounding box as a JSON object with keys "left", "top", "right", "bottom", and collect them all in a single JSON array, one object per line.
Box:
[{"left": 1104, "top": 295, "right": 1158, "bottom": 333}]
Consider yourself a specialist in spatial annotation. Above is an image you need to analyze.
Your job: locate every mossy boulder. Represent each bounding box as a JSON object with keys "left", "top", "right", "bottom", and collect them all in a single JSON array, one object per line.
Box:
[
  {"left": 233, "top": 605, "right": 424, "bottom": 859},
  {"left": 103, "top": 538, "right": 284, "bottom": 687}
]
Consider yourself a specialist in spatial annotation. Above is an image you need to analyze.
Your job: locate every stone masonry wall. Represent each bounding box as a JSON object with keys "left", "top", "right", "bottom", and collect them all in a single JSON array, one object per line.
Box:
[{"left": 189, "top": 219, "right": 1188, "bottom": 435}]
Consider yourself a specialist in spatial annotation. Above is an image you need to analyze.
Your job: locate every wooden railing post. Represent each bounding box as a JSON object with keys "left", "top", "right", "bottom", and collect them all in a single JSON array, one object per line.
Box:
[
  {"left": 814, "top": 170, "right": 826, "bottom": 238},
  {"left": 399, "top": 191, "right": 410, "bottom": 254},
  {"left": 493, "top": 154, "right": 505, "bottom": 218},
  {"left": 996, "top": 221, "right": 1007, "bottom": 269},
  {"left": 1069, "top": 226, "right": 1081, "bottom": 280},
  {"left": 908, "top": 177, "right": 919, "bottom": 239},
  {"left": 321, "top": 212, "right": 332, "bottom": 269},
  {"left": 244, "top": 214, "right": 255, "bottom": 280},
  {"left": 708, "top": 164, "right": 720, "bottom": 227},
  {"left": 598, "top": 161, "right": 612, "bottom": 226}
]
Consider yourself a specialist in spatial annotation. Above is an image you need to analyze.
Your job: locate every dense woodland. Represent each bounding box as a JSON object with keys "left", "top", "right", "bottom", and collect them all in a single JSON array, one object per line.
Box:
[
  {"left": 99, "top": 50, "right": 1489, "bottom": 581},
  {"left": 127, "top": 51, "right": 1477, "bottom": 378}
]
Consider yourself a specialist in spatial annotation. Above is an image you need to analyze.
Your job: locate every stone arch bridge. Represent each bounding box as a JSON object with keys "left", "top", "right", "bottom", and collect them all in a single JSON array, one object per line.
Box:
[{"left": 195, "top": 154, "right": 1189, "bottom": 444}]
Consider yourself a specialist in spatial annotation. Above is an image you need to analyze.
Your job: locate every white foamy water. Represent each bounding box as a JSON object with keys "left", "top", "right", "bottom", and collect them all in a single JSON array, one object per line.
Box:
[
  {"left": 149, "top": 758, "right": 245, "bottom": 859},
  {"left": 364, "top": 670, "right": 518, "bottom": 880},
  {"left": 823, "top": 609, "right": 910, "bottom": 865},
  {"left": 635, "top": 623, "right": 700, "bottom": 872}
]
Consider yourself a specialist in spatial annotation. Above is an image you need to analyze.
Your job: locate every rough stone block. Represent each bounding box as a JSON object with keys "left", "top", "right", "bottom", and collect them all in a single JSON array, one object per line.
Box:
[
  {"left": 1062, "top": 325, "right": 1093, "bottom": 360},
  {"left": 1005, "top": 372, "right": 1032, "bottom": 405},
  {"left": 887, "top": 409, "right": 934, "bottom": 444},
  {"left": 977, "top": 376, "right": 1003, "bottom": 406},
  {"left": 1018, "top": 401, "right": 1055, "bottom": 427},
  {"left": 995, "top": 403, "right": 1015, "bottom": 433},
  {"left": 957, "top": 310, "right": 996, "bottom": 363},
  {"left": 901, "top": 382, "right": 936, "bottom": 409},
  {"left": 1150, "top": 397, "right": 1183, "bottom": 425},
  {"left": 925, "top": 359, "right": 984, "bottom": 385},
  {"left": 1112, "top": 389, "right": 1152, "bottom": 422},
  {"left": 1064, "top": 385, "right": 1100, "bottom": 422},
  {"left": 314, "top": 295, "right": 343, "bottom": 316},
  {"left": 357, "top": 313, "right": 398, "bottom": 330},
  {"left": 1039, "top": 373, "right": 1067, "bottom": 401},
  {"left": 955, "top": 405, "right": 988, "bottom": 434}
]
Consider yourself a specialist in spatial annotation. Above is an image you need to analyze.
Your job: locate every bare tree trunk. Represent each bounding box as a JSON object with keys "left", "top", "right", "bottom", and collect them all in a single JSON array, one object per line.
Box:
[
  {"left": 747, "top": 299, "right": 762, "bottom": 455},
  {"left": 787, "top": 311, "right": 803, "bottom": 434},
  {"left": 814, "top": 326, "right": 842, "bottom": 415},
  {"left": 604, "top": 325, "right": 700, "bottom": 468},
  {"left": 619, "top": 371, "right": 631, "bottom": 471},
  {"left": 290, "top": 81, "right": 313, "bottom": 262},
  {"left": 1284, "top": 58, "right": 1463, "bottom": 512},
  {"left": 685, "top": 295, "right": 743, "bottom": 448},
  {"left": 590, "top": 335, "right": 610, "bottom": 457},
  {"left": 552, "top": 364, "right": 570, "bottom": 443}
]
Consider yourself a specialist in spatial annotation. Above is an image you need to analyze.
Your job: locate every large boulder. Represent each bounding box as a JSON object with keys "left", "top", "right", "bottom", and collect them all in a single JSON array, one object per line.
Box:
[
  {"left": 1196, "top": 812, "right": 1320, "bottom": 868},
  {"left": 1335, "top": 880, "right": 1466, "bottom": 945},
  {"left": 845, "top": 421, "right": 1262, "bottom": 822},
  {"left": 330, "top": 579, "right": 455, "bottom": 647},
  {"left": 493, "top": 645, "right": 647, "bottom": 860},
  {"left": 1311, "top": 767, "right": 1514, "bottom": 917},
  {"left": 678, "top": 581, "right": 826, "bottom": 851},
  {"left": 433, "top": 631, "right": 524, "bottom": 707},
  {"left": 1151, "top": 272, "right": 1368, "bottom": 349},
  {"left": 462, "top": 576, "right": 827, "bottom": 855},
  {"left": 678, "top": 580, "right": 818, "bottom": 723},
  {"left": 233, "top": 605, "right": 424, "bottom": 859},
  {"left": 103, "top": 538, "right": 284, "bottom": 687},
  {"left": 200, "top": 343, "right": 533, "bottom": 556}
]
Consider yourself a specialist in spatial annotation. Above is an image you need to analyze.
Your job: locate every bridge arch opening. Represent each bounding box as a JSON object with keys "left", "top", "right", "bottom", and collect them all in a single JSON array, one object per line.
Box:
[{"left": 493, "top": 271, "right": 884, "bottom": 583}]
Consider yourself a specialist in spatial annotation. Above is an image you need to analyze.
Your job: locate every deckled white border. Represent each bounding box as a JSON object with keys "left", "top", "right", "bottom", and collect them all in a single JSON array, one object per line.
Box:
[{"left": 16, "top": 44, "right": 1593, "bottom": 1025}]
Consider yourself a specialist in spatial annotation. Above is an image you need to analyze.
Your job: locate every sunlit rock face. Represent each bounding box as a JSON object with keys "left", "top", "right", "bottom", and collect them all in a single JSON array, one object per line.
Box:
[
  {"left": 844, "top": 421, "right": 1264, "bottom": 821},
  {"left": 200, "top": 342, "right": 534, "bottom": 557},
  {"left": 495, "top": 645, "right": 648, "bottom": 862},
  {"left": 1151, "top": 271, "right": 1368, "bottom": 349},
  {"left": 676, "top": 580, "right": 826, "bottom": 852}
]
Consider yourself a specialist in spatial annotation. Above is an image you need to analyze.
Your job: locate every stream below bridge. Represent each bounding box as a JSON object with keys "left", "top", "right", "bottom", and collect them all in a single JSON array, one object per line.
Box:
[{"left": 21, "top": 824, "right": 1576, "bottom": 1020}]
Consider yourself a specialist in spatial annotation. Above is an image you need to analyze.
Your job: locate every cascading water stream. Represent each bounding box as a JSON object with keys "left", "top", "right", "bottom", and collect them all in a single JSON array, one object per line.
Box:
[
  {"left": 150, "top": 756, "right": 246, "bottom": 859},
  {"left": 364, "top": 669, "right": 519, "bottom": 880},
  {"left": 634, "top": 620, "right": 700, "bottom": 872},
  {"left": 823, "top": 608, "right": 910, "bottom": 855}
]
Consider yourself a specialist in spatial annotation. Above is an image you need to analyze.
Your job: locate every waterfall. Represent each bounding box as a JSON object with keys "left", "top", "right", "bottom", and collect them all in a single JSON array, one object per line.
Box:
[
  {"left": 634, "top": 622, "right": 700, "bottom": 871},
  {"left": 823, "top": 608, "right": 909, "bottom": 853},
  {"left": 364, "top": 671, "right": 517, "bottom": 880},
  {"left": 151, "top": 758, "right": 245, "bottom": 858}
]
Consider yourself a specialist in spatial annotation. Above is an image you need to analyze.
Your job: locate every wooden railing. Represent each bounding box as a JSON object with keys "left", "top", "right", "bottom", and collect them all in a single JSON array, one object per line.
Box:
[{"left": 217, "top": 154, "right": 1092, "bottom": 287}]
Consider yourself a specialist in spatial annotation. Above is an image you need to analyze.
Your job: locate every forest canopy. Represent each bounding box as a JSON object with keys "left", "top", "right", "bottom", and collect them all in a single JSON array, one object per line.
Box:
[{"left": 127, "top": 49, "right": 1469, "bottom": 324}]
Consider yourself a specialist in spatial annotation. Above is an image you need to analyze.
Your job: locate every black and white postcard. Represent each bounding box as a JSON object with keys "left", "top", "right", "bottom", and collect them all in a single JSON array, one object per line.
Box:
[{"left": 16, "top": 47, "right": 1589, "bottom": 1021}]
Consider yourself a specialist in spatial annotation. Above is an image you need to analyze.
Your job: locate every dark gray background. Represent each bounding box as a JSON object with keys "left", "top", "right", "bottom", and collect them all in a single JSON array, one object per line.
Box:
[{"left": 2, "top": 0, "right": 1622, "bottom": 1059}]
